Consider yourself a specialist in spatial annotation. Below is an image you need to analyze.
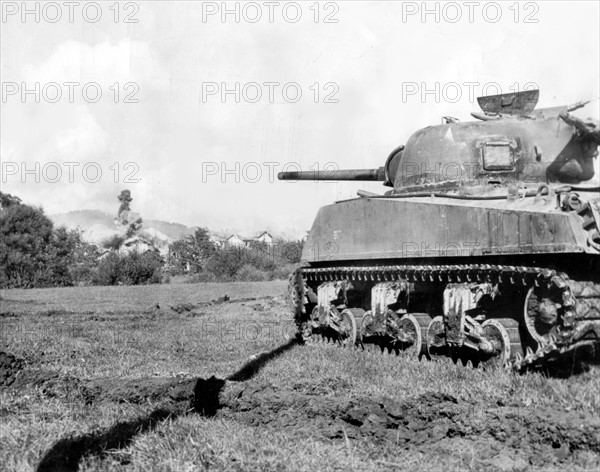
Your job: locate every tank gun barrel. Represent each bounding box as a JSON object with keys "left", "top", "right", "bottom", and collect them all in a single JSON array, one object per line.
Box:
[{"left": 278, "top": 167, "right": 386, "bottom": 181}]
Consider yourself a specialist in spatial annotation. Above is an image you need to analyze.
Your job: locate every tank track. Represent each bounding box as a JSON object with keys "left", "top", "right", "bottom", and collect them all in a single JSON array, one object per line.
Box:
[{"left": 289, "top": 264, "right": 600, "bottom": 371}]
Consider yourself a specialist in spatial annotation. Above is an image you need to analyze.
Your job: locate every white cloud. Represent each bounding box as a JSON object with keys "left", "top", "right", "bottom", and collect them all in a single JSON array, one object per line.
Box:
[
  {"left": 22, "top": 38, "right": 167, "bottom": 87},
  {"left": 1, "top": 2, "right": 598, "bottom": 236},
  {"left": 53, "top": 106, "right": 109, "bottom": 159}
]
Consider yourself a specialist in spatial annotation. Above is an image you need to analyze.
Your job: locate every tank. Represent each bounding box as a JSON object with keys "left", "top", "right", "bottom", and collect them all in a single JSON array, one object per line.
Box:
[{"left": 279, "top": 89, "right": 600, "bottom": 370}]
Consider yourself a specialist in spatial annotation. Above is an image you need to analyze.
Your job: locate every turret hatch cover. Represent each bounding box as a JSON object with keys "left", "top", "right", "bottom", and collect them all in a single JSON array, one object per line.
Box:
[{"left": 477, "top": 89, "right": 539, "bottom": 115}]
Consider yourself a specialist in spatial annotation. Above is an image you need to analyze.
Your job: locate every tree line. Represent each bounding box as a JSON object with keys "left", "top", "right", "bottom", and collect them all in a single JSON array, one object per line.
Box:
[{"left": 0, "top": 192, "right": 303, "bottom": 288}]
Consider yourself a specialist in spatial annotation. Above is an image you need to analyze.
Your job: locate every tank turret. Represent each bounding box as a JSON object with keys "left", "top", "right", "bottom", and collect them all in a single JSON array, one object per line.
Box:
[
  {"left": 283, "top": 90, "right": 600, "bottom": 372},
  {"left": 280, "top": 90, "right": 600, "bottom": 193}
]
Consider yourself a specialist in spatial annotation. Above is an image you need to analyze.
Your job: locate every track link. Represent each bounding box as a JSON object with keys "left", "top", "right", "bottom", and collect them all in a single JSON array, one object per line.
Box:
[{"left": 289, "top": 264, "right": 600, "bottom": 371}]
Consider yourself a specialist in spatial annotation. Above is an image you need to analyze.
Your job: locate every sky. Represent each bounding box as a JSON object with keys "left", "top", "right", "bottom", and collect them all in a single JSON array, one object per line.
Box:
[{"left": 1, "top": 1, "right": 599, "bottom": 238}]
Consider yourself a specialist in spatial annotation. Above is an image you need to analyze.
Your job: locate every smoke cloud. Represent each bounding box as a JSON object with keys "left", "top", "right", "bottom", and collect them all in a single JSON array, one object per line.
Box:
[{"left": 115, "top": 190, "right": 143, "bottom": 238}]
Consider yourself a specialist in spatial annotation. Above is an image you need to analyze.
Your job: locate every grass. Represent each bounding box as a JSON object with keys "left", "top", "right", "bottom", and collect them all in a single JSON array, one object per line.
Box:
[{"left": 1, "top": 280, "right": 599, "bottom": 471}]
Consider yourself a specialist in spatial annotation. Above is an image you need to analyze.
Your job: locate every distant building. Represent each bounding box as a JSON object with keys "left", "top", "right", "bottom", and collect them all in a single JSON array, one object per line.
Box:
[
  {"left": 226, "top": 234, "right": 246, "bottom": 247},
  {"left": 255, "top": 231, "right": 274, "bottom": 246},
  {"left": 220, "top": 231, "right": 275, "bottom": 248},
  {"left": 209, "top": 235, "right": 227, "bottom": 248}
]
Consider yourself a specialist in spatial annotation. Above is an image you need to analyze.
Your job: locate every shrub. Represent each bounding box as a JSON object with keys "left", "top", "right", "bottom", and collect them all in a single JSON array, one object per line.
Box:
[
  {"left": 170, "top": 237, "right": 305, "bottom": 283},
  {"left": 121, "top": 251, "right": 164, "bottom": 285},
  {"left": 272, "top": 263, "right": 299, "bottom": 281},
  {"left": 93, "top": 251, "right": 164, "bottom": 286},
  {"left": 205, "top": 248, "right": 247, "bottom": 279},
  {"left": 166, "top": 227, "right": 216, "bottom": 275},
  {"left": 93, "top": 253, "right": 121, "bottom": 286}
]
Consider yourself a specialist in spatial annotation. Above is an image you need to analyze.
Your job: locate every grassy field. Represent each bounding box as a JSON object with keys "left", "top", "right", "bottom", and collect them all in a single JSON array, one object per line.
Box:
[{"left": 1, "top": 280, "right": 599, "bottom": 471}]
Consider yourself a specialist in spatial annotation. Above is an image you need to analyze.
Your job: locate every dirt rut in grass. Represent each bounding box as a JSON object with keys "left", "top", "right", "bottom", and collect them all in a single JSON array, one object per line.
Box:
[
  {"left": 7, "top": 364, "right": 600, "bottom": 469},
  {"left": 222, "top": 381, "right": 600, "bottom": 463}
]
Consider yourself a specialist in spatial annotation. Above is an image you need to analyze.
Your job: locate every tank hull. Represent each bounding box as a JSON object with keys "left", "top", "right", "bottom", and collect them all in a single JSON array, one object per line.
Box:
[
  {"left": 293, "top": 196, "right": 600, "bottom": 371},
  {"left": 302, "top": 196, "right": 596, "bottom": 264}
]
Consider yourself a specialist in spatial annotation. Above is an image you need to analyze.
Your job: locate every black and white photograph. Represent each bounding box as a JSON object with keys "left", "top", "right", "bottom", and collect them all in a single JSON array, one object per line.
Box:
[{"left": 1, "top": 1, "right": 599, "bottom": 470}]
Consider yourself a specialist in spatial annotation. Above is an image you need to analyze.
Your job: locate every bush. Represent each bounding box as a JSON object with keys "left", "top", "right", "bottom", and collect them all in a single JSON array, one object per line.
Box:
[
  {"left": 272, "top": 262, "right": 299, "bottom": 281},
  {"left": 183, "top": 258, "right": 299, "bottom": 284},
  {"left": 69, "top": 263, "right": 97, "bottom": 286},
  {"left": 204, "top": 247, "right": 246, "bottom": 279},
  {"left": 121, "top": 251, "right": 164, "bottom": 285},
  {"left": 93, "top": 253, "right": 120, "bottom": 286},
  {"left": 169, "top": 238, "right": 305, "bottom": 283},
  {"left": 166, "top": 227, "right": 216, "bottom": 275},
  {"left": 93, "top": 251, "right": 164, "bottom": 286}
]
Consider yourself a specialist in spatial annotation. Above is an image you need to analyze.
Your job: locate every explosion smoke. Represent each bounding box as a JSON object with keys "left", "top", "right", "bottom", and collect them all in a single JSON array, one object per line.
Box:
[{"left": 116, "top": 190, "right": 143, "bottom": 238}]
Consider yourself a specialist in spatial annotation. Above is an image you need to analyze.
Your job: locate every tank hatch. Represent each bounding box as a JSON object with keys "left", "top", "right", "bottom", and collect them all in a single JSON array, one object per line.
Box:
[{"left": 477, "top": 89, "right": 539, "bottom": 116}]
